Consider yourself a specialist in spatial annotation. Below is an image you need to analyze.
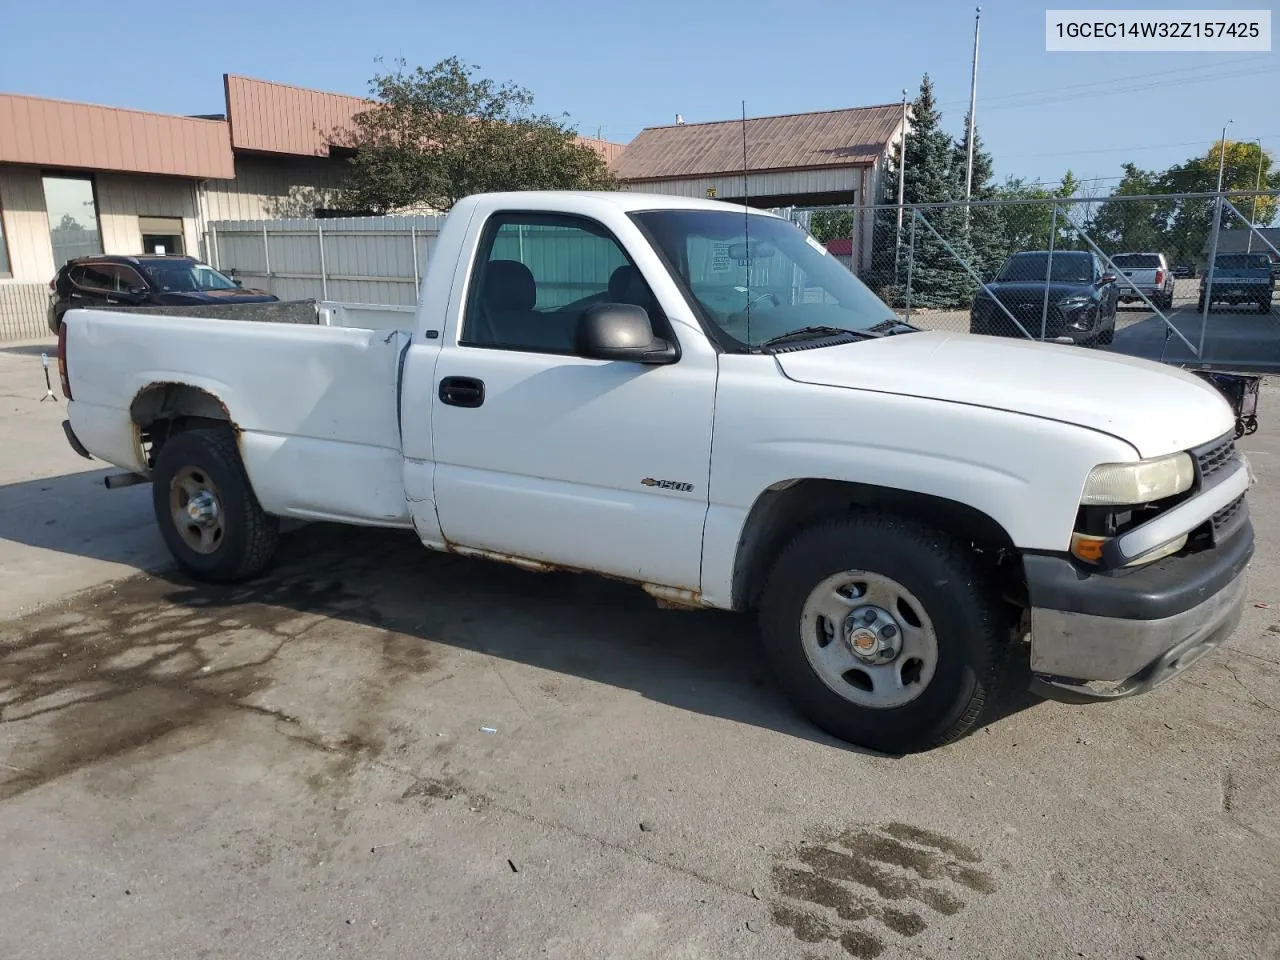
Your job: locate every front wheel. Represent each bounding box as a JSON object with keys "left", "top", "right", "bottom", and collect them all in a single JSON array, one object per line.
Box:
[
  {"left": 151, "top": 427, "right": 279, "bottom": 583},
  {"left": 757, "top": 515, "right": 1006, "bottom": 754}
]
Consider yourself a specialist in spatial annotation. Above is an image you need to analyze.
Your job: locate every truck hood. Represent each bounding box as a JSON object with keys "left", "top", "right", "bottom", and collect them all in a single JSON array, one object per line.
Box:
[{"left": 774, "top": 331, "right": 1234, "bottom": 458}]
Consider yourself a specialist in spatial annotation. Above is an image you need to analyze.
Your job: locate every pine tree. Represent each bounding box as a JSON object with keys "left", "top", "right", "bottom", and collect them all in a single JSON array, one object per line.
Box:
[
  {"left": 952, "top": 113, "right": 1004, "bottom": 282},
  {"left": 897, "top": 75, "right": 970, "bottom": 308}
]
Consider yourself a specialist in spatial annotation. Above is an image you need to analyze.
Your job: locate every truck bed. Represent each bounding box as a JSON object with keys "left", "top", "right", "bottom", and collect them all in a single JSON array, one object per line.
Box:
[{"left": 65, "top": 308, "right": 414, "bottom": 527}]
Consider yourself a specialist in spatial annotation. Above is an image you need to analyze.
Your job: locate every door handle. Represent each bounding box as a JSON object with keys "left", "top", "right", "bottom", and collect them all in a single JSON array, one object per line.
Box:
[{"left": 439, "top": 376, "right": 485, "bottom": 408}]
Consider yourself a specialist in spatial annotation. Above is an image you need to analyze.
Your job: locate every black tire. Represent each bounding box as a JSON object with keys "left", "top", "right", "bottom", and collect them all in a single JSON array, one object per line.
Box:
[
  {"left": 1261, "top": 297, "right": 1272, "bottom": 314},
  {"left": 151, "top": 427, "right": 279, "bottom": 583},
  {"left": 1098, "top": 323, "right": 1114, "bottom": 346},
  {"left": 1197, "top": 295, "right": 1207, "bottom": 312},
  {"left": 757, "top": 514, "right": 1006, "bottom": 754}
]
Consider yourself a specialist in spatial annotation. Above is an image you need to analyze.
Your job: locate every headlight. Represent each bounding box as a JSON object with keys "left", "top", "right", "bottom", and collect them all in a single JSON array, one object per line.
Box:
[
  {"left": 1081, "top": 453, "right": 1194, "bottom": 506},
  {"left": 1057, "top": 295, "right": 1091, "bottom": 310}
]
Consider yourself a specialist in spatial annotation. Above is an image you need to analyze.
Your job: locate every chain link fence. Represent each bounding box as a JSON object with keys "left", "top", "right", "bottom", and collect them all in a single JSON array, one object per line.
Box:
[{"left": 777, "top": 189, "right": 1280, "bottom": 371}]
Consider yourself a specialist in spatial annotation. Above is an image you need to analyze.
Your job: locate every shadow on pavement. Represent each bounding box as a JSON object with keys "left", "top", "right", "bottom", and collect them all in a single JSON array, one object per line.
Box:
[
  {"left": 0, "top": 343, "right": 56, "bottom": 358},
  {"left": 0, "top": 468, "right": 164, "bottom": 571},
  {"left": 0, "top": 470, "right": 1048, "bottom": 758},
  {"left": 1108, "top": 305, "right": 1279, "bottom": 372}
]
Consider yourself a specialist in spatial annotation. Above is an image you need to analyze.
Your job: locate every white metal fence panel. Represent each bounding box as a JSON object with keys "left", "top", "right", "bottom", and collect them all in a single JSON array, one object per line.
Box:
[
  {"left": 0, "top": 283, "right": 49, "bottom": 340},
  {"left": 207, "top": 215, "right": 445, "bottom": 307}
]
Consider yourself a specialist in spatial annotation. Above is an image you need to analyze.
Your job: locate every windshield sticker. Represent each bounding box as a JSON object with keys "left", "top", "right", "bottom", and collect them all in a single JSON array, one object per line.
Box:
[
  {"left": 711, "top": 242, "right": 732, "bottom": 273},
  {"left": 805, "top": 235, "right": 829, "bottom": 256}
]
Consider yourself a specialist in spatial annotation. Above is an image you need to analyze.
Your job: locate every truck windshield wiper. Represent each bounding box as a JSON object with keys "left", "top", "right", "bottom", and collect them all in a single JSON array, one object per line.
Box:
[
  {"left": 868, "top": 318, "right": 920, "bottom": 335},
  {"left": 759, "top": 326, "right": 877, "bottom": 351}
]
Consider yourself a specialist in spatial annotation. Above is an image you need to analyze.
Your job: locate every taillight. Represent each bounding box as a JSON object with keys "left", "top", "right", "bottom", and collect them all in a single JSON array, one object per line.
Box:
[
  {"left": 1155, "top": 269, "right": 1164, "bottom": 286},
  {"left": 57, "top": 321, "right": 72, "bottom": 400}
]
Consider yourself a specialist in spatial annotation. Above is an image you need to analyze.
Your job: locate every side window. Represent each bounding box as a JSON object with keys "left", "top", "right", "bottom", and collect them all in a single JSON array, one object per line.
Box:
[
  {"left": 108, "top": 264, "right": 146, "bottom": 292},
  {"left": 70, "top": 263, "right": 115, "bottom": 293},
  {"left": 461, "top": 213, "right": 661, "bottom": 354}
]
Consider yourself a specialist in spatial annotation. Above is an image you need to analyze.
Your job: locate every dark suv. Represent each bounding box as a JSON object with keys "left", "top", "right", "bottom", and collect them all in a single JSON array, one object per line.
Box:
[
  {"left": 48, "top": 255, "right": 277, "bottom": 334},
  {"left": 969, "top": 250, "right": 1118, "bottom": 346}
]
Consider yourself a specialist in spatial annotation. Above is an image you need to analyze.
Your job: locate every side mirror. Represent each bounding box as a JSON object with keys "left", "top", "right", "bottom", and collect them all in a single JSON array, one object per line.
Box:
[
  {"left": 233, "top": 279, "right": 243, "bottom": 288},
  {"left": 574, "top": 303, "right": 677, "bottom": 364}
]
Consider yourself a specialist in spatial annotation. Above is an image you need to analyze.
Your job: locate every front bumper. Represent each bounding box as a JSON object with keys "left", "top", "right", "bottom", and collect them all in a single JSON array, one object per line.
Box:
[
  {"left": 1025, "top": 521, "right": 1253, "bottom": 703},
  {"left": 970, "top": 302, "right": 1095, "bottom": 341}
]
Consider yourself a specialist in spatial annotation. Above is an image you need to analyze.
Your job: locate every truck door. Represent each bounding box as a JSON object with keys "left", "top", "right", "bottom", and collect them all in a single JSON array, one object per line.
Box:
[{"left": 428, "top": 211, "right": 716, "bottom": 591}]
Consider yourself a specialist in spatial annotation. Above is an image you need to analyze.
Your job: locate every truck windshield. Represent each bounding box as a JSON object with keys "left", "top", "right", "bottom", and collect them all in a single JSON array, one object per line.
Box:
[
  {"left": 1112, "top": 254, "right": 1161, "bottom": 268},
  {"left": 995, "top": 253, "right": 1093, "bottom": 283},
  {"left": 142, "top": 261, "right": 239, "bottom": 292},
  {"left": 631, "top": 209, "right": 897, "bottom": 351},
  {"left": 1214, "top": 254, "right": 1271, "bottom": 270}
]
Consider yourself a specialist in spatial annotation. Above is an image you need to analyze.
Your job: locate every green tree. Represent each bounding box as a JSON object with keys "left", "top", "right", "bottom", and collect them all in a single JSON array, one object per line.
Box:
[
  {"left": 1160, "top": 141, "right": 1278, "bottom": 261},
  {"left": 338, "top": 57, "right": 616, "bottom": 213},
  {"left": 986, "top": 173, "right": 1082, "bottom": 266},
  {"left": 952, "top": 113, "right": 1005, "bottom": 280},
  {"left": 897, "top": 74, "right": 972, "bottom": 307},
  {"left": 1088, "top": 163, "right": 1170, "bottom": 255},
  {"left": 808, "top": 209, "right": 854, "bottom": 244}
]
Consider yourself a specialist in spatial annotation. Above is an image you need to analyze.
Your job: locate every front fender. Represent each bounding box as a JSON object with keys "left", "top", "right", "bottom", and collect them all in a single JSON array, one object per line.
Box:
[{"left": 698, "top": 363, "right": 1138, "bottom": 608}]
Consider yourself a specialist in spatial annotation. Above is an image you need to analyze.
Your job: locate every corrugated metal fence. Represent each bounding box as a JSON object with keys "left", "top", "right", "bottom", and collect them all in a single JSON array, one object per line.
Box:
[
  {"left": 0, "top": 283, "right": 49, "bottom": 340},
  {"left": 207, "top": 215, "right": 446, "bottom": 306}
]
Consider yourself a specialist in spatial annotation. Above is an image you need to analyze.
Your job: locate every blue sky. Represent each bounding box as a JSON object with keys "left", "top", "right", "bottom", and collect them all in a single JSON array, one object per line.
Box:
[{"left": 1, "top": 0, "right": 1276, "bottom": 192}]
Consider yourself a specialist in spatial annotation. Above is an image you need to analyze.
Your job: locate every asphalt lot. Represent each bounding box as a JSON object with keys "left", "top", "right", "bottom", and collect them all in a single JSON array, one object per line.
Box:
[
  {"left": 906, "top": 278, "right": 1280, "bottom": 372},
  {"left": 2, "top": 337, "right": 1279, "bottom": 959}
]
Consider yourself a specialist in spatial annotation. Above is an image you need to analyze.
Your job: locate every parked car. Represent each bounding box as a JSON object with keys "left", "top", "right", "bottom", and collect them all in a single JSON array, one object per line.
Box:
[
  {"left": 56, "top": 191, "right": 1253, "bottom": 754},
  {"left": 1111, "top": 252, "right": 1175, "bottom": 310},
  {"left": 1198, "top": 252, "right": 1275, "bottom": 312},
  {"left": 970, "top": 250, "right": 1118, "bottom": 345},
  {"left": 47, "top": 255, "right": 278, "bottom": 334},
  {"left": 1172, "top": 262, "right": 1196, "bottom": 279}
]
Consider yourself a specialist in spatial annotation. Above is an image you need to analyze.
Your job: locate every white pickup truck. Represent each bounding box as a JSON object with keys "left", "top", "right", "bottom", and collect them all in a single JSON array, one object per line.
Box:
[{"left": 56, "top": 191, "right": 1255, "bottom": 754}]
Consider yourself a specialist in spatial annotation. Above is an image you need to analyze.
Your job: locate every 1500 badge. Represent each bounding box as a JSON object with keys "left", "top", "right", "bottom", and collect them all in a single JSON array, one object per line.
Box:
[{"left": 641, "top": 478, "right": 695, "bottom": 493}]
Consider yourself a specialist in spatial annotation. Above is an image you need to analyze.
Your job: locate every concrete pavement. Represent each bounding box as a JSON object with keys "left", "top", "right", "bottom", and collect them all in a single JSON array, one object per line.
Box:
[{"left": 1, "top": 340, "right": 1278, "bottom": 959}]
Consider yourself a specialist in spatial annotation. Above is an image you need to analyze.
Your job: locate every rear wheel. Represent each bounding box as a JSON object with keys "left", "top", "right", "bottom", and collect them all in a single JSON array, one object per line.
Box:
[
  {"left": 757, "top": 514, "right": 1006, "bottom": 754},
  {"left": 151, "top": 427, "right": 279, "bottom": 582},
  {"left": 1261, "top": 296, "right": 1272, "bottom": 314}
]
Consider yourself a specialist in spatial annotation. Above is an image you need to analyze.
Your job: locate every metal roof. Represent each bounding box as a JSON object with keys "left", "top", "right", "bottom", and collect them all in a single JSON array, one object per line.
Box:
[
  {"left": 0, "top": 93, "right": 234, "bottom": 179},
  {"left": 223, "top": 75, "right": 626, "bottom": 163},
  {"left": 613, "top": 105, "right": 904, "bottom": 181},
  {"left": 224, "top": 75, "right": 366, "bottom": 157}
]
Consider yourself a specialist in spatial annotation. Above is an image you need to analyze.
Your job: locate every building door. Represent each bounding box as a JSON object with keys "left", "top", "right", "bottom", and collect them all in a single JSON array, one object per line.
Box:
[{"left": 139, "top": 216, "right": 184, "bottom": 255}]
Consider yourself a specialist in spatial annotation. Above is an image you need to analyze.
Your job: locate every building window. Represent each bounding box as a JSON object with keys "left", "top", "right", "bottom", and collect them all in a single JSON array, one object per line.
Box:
[
  {"left": 138, "top": 216, "right": 185, "bottom": 256},
  {"left": 42, "top": 175, "right": 102, "bottom": 268},
  {"left": 0, "top": 197, "right": 11, "bottom": 278}
]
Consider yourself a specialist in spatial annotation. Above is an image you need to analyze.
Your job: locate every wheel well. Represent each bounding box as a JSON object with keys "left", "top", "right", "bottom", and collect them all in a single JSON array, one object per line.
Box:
[
  {"left": 130, "top": 382, "right": 233, "bottom": 471},
  {"left": 731, "top": 479, "right": 1020, "bottom": 612}
]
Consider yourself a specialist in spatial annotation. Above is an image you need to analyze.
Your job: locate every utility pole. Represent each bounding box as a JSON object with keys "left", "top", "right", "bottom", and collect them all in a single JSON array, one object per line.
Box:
[
  {"left": 1215, "top": 120, "right": 1233, "bottom": 193},
  {"left": 896, "top": 87, "right": 908, "bottom": 248},
  {"left": 963, "top": 6, "right": 981, "bottom": 203},
  {"left": 1248, "top": 138, "right": 1264, "bottom": 253}
]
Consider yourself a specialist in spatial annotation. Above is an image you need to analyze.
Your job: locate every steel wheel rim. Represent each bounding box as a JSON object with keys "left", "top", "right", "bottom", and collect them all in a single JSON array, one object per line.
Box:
[
  {"left": 169, "top": 466, "right": 225, "bottom": 555},
  {"left": 799, "top": 570, "right": 939, "bottom": 709}
]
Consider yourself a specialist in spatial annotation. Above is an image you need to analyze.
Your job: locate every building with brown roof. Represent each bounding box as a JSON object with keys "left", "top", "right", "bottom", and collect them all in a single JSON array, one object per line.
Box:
[
  {"left": 614, "top": 104, "right": 908, "bottom": 270},
  {"left": 0, "top": 74, "right": 624, "bottom": 338}
]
